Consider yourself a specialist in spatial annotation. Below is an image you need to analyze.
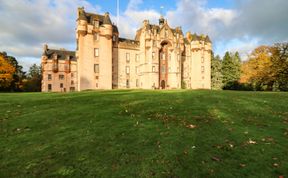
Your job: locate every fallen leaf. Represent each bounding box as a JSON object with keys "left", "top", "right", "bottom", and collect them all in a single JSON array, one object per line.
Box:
[
  {"left": 211, "top": 156, "right": 221, "bottom": 162},
  {"left": 240, "top": 163, "right": 246, "bottom": 168},
  {"left": 247, "top": 139, "right": 257, "bottom": 144}
]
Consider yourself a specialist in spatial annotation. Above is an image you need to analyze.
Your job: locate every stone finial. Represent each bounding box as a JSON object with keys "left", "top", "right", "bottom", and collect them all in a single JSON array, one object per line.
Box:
[
  {"left": 43, "top": 44, "right": 48, "bottom": 51},
  {"left": 104, "top": 12, "right": 109, "bottom": 17}
]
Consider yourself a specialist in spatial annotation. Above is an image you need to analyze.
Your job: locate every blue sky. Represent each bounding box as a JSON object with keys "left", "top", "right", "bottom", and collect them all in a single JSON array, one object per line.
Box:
[{"left": 0, "top": 0, "right": 287, "bottom": 70}]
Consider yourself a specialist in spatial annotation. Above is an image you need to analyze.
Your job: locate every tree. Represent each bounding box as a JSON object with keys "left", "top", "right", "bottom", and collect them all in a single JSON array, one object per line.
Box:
[
  {"left": 0, "top": 53, "right": 16, "bottom": 90},
  {"left": 23, "top": 64, "right": 42, "bottom": 92},
  {"left": 211, "top": 53, "right": 223, "bottom": 90},
  {"left": 271, "top": 43, "right": 288, "bottom": 91},
  {"left": 221, "top": 52, "right": 241, "bottom": 89},
  {"left": 240, "top": 46, "right": 274, "bottom": 90}
]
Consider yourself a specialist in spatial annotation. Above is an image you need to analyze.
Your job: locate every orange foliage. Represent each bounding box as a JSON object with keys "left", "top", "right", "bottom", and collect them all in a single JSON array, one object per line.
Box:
[
  {"left": 0, "top": 54, "right": 16, "bottom": 88},
  {"left": 240, "top": 46, "right": 274, "bottom": 84}
]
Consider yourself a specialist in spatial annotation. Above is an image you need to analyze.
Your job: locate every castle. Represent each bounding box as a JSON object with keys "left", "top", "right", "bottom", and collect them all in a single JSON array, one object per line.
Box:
[{"left": 41, "top": 7, "right": 212, "bottom": 92}]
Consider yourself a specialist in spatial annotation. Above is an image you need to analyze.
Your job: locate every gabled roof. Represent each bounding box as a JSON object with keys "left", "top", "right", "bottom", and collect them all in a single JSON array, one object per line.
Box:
[
  {"left": 43, "top": 48, "right": 76, "bottom": 61},
  {"left": 78, "top": 8, "right": 112, "bottom": 26}
]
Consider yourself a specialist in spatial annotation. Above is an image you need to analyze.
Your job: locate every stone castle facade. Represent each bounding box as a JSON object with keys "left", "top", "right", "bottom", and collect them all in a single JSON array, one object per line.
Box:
[{"left": 41, "top": 7, "right": 212, "bottom": 92}]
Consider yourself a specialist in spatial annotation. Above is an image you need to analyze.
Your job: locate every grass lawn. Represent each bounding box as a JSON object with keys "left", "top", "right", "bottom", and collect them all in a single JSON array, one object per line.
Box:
[{"left": 0, "top": 90, "right": 288, "bottom": 177}]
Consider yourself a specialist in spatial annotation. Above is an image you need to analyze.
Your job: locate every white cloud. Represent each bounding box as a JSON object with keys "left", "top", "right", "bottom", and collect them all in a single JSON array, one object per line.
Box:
[
  {"left": 0, "top": 0, "right": 100, "bottom": 69},
  {"left": 1, "top": 0, "right": 287, "bottom": 71}
]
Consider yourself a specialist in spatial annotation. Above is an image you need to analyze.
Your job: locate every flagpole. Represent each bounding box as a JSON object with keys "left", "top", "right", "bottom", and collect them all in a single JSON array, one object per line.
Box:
[{"left": 117, "top": 0, "right": 119, "bottom": 26}]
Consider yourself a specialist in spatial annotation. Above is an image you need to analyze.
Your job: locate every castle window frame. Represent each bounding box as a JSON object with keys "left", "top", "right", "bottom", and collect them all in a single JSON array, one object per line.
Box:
[
  {"left": 136, "top": 79, "right": 139, "bottom": 87},
  {"left": 48, "top": 74, "right": 52, "bottom": 80},
  {"left": 112, "top": 35, "right": 116, "bottom": 42},
  {"left": 70, "top": 87, "right": 75, "bottom": 92},
  {"left": 152, "top": 52, "right": 155, "bottom": 60},
  {"left": 126, "top": 53, "right": 130, "bottom": 62},
  {"left": 126, "top": 66, "right": 130, "bottom": 74},
  {"left": 60, "top": 83, "right": 63, "bottom": 88},
  {"left": 201, "top": 57, "right": 205, "bottom": 63},
  {"left": 71, "top": 73, "right": 74, "bottom": 78},
  {"left": 59, "top": 74, "right": 64, "bottom": 80},
  {"left": 48, "top": 84, "right": 52, "bottom": 91},
  {"left": 162, "top": 66, "right": 166, "bottom": 73},
  {"left": 136, "top": 66, "right": 139, "bottom": 74},
  {"left": 152, "top": 66, "right": 156, "bottom": 72},
  {"left": 94, "top": 64, "right": 99, "bottom": 73},
  {"left": 126, "top": 79, "right": 130, "bottom": 88},
  {"left": 71, "top": 80, "right": 74, "bottom": 85},
  {"left": 135, "top": 54, "right": 139, "bottom": 62},
  {"left": 94, "top": 48, "right": 99, "bottom": 57},
  {"left": 94, "top": 20, "right": 99, "bottom": 28},
  {"left": 94, "top": 33, "right": 99, "bottom": 41},
  {"left": 201, "top": 66, "right": 205, "bottom": 73}
]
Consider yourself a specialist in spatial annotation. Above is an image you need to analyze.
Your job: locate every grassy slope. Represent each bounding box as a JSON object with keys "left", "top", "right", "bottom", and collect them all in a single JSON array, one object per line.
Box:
[{"left": 0, "top": 90, "right": 288, "bottom": 177}]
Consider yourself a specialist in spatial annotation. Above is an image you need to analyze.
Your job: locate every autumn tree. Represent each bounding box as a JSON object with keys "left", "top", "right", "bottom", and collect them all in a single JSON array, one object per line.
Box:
[
  {"left": 0, "top": 53, "right": 16, "bottom": 90},
  {"left": 240, "top": 46, "right": 274, "bottom": 90},
  {"left": 211, "top": 53, "right": 223, "bottom": 90},
  {"left": 271, "top": 43, "right": 288, "bottom": 91}
]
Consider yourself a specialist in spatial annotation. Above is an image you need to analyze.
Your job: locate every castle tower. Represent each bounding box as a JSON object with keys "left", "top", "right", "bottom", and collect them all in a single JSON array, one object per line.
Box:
[{"left": 76, "top": 7, "right": 113, "bottom": 90}]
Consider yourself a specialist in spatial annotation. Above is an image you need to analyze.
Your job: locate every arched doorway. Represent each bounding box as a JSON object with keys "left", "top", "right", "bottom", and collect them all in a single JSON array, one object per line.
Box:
[{"left": 161, "top": 80, "right": 165, "bottom": 89}]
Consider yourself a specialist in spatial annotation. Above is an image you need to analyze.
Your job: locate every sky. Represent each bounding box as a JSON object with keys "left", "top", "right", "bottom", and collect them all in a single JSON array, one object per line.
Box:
[{"left": 0, "top": 0, "right": 287, "bottom": 71}]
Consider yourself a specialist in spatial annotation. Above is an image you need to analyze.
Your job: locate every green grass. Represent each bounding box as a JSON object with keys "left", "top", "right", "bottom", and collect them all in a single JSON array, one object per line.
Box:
[{"left": 1, "top": 90, "right": 288, "bottom": 177}]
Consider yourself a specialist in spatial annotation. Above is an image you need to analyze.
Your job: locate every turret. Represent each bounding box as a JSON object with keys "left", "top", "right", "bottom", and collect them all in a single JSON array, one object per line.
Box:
[
  {"left": 76, "top": 7, "right": 87, "bottom": 35},
  {"left": 159, "top": 16, "right": 165, "bottom": 26},
  {"left": 41, "top": 44, "right": 48, "bottom": 64},
  {"left": 101, "top": 12, "right": 113, "bottom": 37}
]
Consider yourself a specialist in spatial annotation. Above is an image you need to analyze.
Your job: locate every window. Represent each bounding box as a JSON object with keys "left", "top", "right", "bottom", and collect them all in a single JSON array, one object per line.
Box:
[
  {"left": 135, "top": 54, "right": 139, "bottom": 62},
  {"left": 153, "top": 40, "right": 156, "bottom": 47},
  {"left": 48, "top": 84, "right": 52, "bottom": 91},
  {"left": 71, "top": 73, "right": 74, "bottom": 78},
  {"left": 152, "top": 66, "right": 156, "bottom": 72},
  {"left": 48, "top": 74, "right": 52, "bottom": 80},
  {"left": 94, "top": 64, "right": 99, "bottom": 73},
  {"left": 96, "top": 76, "right": 99, "bottom": 80},
  {"left": 71, "top": 80, "right": 74, "bottom": 85},
  {"left": 126, "top": 79, "right": 130, "bottom": 88},
  {"left": 201, "top": 57, "right": 204, "bottom": 63},
  {"left": 59, "top": 74, "right": 64, "bottom": 80},
  {"left": 70, "top": 87, "right": 75, "bottom": 92},
  {"left": 112, "top": 35, "right": 116, "bottom": 41},
  {"left": 126, "top": 66, "right": 130, "bottom": 74},
  {"left": 165, "top": 29, "right": 168, "bottom": 37},
  {"left": 201, "top": 66, "right": 205, "bottom": 73},
  {"left": 94, "top": 20, "right": 99, "bottom": 28},
  {"left": 96, "top": 83, "right": 98, "bottom": 88},
  {"left": 136, "top": 79, "right": 139, "bottom": 87},
  {"left": 152, "top": 52, "right": 155, "bottom": 60},
  {"left": 94, "top": 33, "right": 98, "bottom": 41},
  {"left": 60, "top": 83, "right": 63, "bottom": 88},
  {"left": 162, "top": 66, "right": 166, "bottom": 73},
  {"left": 135, "top": 67, "right": 139, "bottom": 74},
  {"left": 94, "top": 48, "right": 99, "bottom": 57},
  {"left": 126, "top": 53, "right": 130, "bottom": 62}
]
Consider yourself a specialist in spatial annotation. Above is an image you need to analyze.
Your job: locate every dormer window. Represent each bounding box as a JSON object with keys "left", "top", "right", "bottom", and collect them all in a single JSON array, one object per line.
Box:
[
  {"left": 165, "top": 29, "right": 168, "bottom": 37},
  {"left": 94, "top": 20, "right": 99, "bottom": 28}
]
